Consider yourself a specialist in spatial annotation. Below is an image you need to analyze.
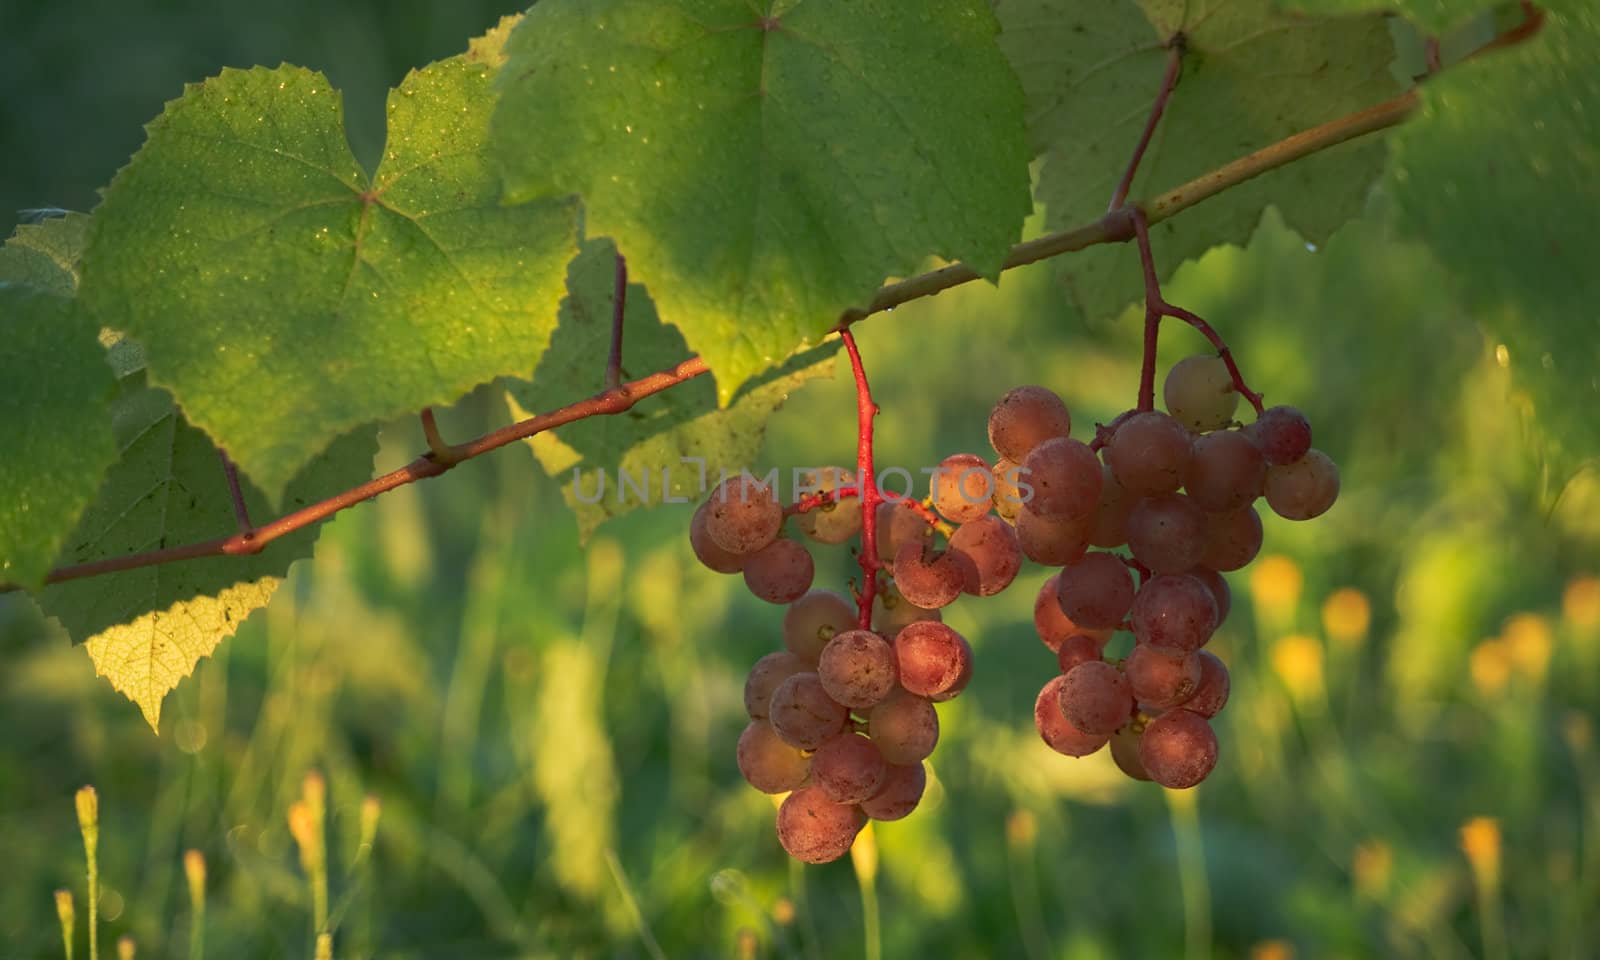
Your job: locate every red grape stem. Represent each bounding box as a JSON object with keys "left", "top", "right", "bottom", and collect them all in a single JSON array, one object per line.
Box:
[
  {"left": 785, "top": 486, "right": 860, "bottom": 517},
  {"left": 1130, "top": 208, "right": 1266, "bottom": 415},
  {"left": 216, "top": 448, "right": 254, "bottom": 536},
  {"left": 842, "top": 329, "right": 882, "bottom": 630},
  {"left": 604, "top": 251, "right": 628, "bottom": 391},
  {"left": 1109, "top": 35, "right": 1185, "bottom": 214}
]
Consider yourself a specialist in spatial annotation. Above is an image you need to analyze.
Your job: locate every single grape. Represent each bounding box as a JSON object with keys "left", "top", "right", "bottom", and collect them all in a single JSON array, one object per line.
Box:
[
  {"left": 988, "top": 385, "right": 1072, "bottom": 462},
  {"left": 1106, "top": 411, "right": 1193, "bottom": 497},
  {"left": 737, "top": 720, "right": 812, "bottom": 793},
  {"left": 894, "top": 621, "right": 973, "bottom": 700},
  {"left": 1056, "top": 633, "right": 1104, "bottom": 674},
  {"left": 1138, "top": 709, "right": 1219, "bottom": 789},
  {"left": 743, "top": 538, "right": 815, "bottom": 604},
  {"left": 859, "top": 762, "right": 927, "bottom": 821},
  {"left": 1200, "top": 505, "right": 1262, "bottom": 573},
  {"left": 1164, "top": 355, "right": 1239, "bottom": 432},
  {"left": 1125, "top": 643, "right": 1203, "bottom": 709},
  {"left": 875, "top": 499, "right": 933, "bottom": 559},
  {"left": 795, "top": 467, "right": 862, "bottom": 545},
  {"left": 1130, "top": 574, "right": 1218, "bottom": 651},
  {"left": 867, "top": 690, "right": 939, "bottom": 765},
  {"left": 704, "top": 476, "right": 782, "bottom": 555},
  {"left": 1034, "top": 675, "right": 1110, "bottom": 757},
  {"left": 768, "top": 672, "right": 848, "bottom": 750},
  {"left": 932, "top": 453, "right": 995, "bottom": 524},
  {"left": 1179, "top": 650, "right": 1230, "bottom": 717},
  {"left": 949, "top": 515, "right": 1022, "bottom": 596},
  {"left": 1184, "top": 429, "right": 1265, "bottom": 513},
  {"left": 1110, "top": 725, "right": 1151, "bottom": 781},
  {"left": 818, "top": 629, "right": 899, "bottom": 709},
  {"left": 811, "top": 732, "right": 888, "bottom": 804},
  {"left": 1264, "top": 449, "right": 1340, "bottom": 521},
  {"left": 1188, "top": 566, "right": 1232, "bottom": 626},
  {"left": 992, "top": 458, "right": 1026, "bottom": 522},
  {"left": 1055, "top": 551, "right": 1136, "bottom": 629},
  {"left": 1125, "top": 492, "right": 1207, "bottom": 575},
  {"left": 690, "top": 502, "right": 746, "bottom": 574},
  {"left": 1022, "top": 437, "right": 1103, "bottom": 519},
  {"left": 776, "top": 786, "right": 865, "bottom": 864},
  {"left": 1088, "top": 462, "right": 1135, "bottom": 549},
  {"left": 872, "top": 583, "right": 941, "bottom": 637},
  {"left": 783, "top": 590, "right": 858, "bottom": 665},
  {"left": 1034, "top": 575, "right": 1115, "bottom": 652},
  {"left": 1016, "top": 506, "right": 1090, "bottom": 566},
  {"left": 744, "top": 651, "right": 808, "bottom": 721},
  {"left": 892, "top": 541, "right": 965, "bottom": 610},
  {"left": 1058, "top": 660, "right": 1135, "bottom": 735},
  {"left": 1247, "top": 405, "right": 1312, "bottom": 466}
]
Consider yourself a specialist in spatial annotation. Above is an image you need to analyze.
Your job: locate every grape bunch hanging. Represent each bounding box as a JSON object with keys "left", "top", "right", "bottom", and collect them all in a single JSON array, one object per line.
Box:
[{"left": 689, "top": 329, "right": 1338, "bottom": 863}]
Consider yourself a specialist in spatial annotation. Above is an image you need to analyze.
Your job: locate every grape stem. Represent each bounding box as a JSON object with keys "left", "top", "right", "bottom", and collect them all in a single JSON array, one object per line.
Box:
[
  {"left": 1131, "top": 209, "right": 1266, "bottom": 415},
  {"left": 2, "top": 11, "right": 1546, "bottom": 594},
  {"left": 605, "top": 252, "right": 628, "bottom": 391},
  {"left": 419, "top": 407, "right": 463, "bottom": 466},
  {"left": 217, "top": 449, "right": 254, "bottom": 536},
  {"left": 841, "top": 329, "right": 882, "bottom": 630},
  {"left": 1109, "top": 35, "right": 1185, "bottom": 214}
]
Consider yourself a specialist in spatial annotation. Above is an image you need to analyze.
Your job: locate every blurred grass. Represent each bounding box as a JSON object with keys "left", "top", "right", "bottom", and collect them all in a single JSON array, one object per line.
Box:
[{"left": 4, "top": 2, "right": 1600, "bottom": 958}]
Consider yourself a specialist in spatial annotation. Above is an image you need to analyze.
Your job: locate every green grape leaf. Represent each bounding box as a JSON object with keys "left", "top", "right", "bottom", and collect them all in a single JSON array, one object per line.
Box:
[
  {"left": 36, "top": 374, "right": 376, "bottom": 730},
  {"left": 507, "top": 239, "right": 835, "bottom": 540},
  {"left": 0, "top": 287, "right": 118, "bottom": 589},
  {"left": 80, "top": 57, "right": 578, "bottom": 504},
  {"left": 997, "top": 0, "right": 1398, "bottom": 324},
  {"left": 1385, "top": 2, "right": 1600, "bottom": 477},
  {"left": 1275, "top": 0, "right": 1492, "bottom": 32},
  {"left": 0, "top": 212, "right": 92, "bottom": 294},
  {"left": 490, "top": 0, "right": 1031, "bottom": 405}
]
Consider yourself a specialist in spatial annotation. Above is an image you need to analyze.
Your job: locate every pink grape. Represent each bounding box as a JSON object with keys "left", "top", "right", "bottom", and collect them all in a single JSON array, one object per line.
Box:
[
  {"left": 1125, "top": 493, "right": 1207, "bottom": 575},
  {"left": 1087, "top": 462, "right": 1135, "bottom": 548},
  {"left": 1125, "top": 643, "right": 1202, "bottom": 709},
  {"left": 1058, "top": 660, "right": 1135, "bottom": 735},
  {"left": 1022, "top": 437, "right": 1103, "bottom": 519},
  {"left": 1264, "top": 449, "right": 1340, "bottom": 521},
  {"left": 795, "top": 467, "right": 862, "bottom": 545},
  {"left": 1184, "top": 429, "right": 1266, "bottom": 513},
  {"left": 1179, "top": 651, "right": 1230, "bottom": 717},
  {"left": 988, "top": 385, "right": 1072, "bottom": 462},
  {"left": 872, "top": 583, "right": 941, "bottom": 637},
  {"left": 1055, "top": 634, "right": 1104, "bottom": 674},
  {"left": 744, "top": 651, "right": 808, "bottom": 720},
  {"left": 859, "top": 762, "right": 927, "bottom": 821},
  {"left": 1034, "top": 675, "right": 1110, "bottom": 757},
  {"left": 743, "top": 538, "right": 815, "bottom": 604},
  {"left": 690, "top": 502, "right": 745, "bottom": 573},
  {"left": 1110, "top": 725, "right": 1152, "bottom": 781},
  {"left": 1248, "top": 405, "right": 1312, "bottom": 466},
  {"left": 1034, "top": 575, "right": 1115, "bottom": 652},
  {"left": 737, "top": 721, "right": 812, "bottom": 793},
  {"left": 704, "top": 476, "right": 782, "bottom": 555},
  {"left": 1016, "top": 506, "right": 1090, "bottom": 566},
  {"left": 1130, "top": 574, "right": 1218, "bottom": 651},
  {"left": 817, "top": 629, "right": 898, "bottom": 709},
  {"left": 1138, "top": 709, "right": 1219, "bottom": 789},
  {"left": 768, "top": 673, "right": 848, "bottom": 750},
  {"left": 894, "top": 621, "right": 973, "bottom": 700},
  {"left": 776, "top": 786, "right": 864, "bottom": 863},
  {"left": 783, "top": 590, "right": 857, "bottom": 664},
  {"left": 1200, "top": 505, "right": 1263, "bottom": 573},
  {"left": 1164, "top": 355, "right": 1239, "bottom": 432},
  {"left": 949, "top": 515, "right": 1022, "bottom": 596},
  {"left": 892, "top": 540, "right": 965, "bottom": 610},
  {"left": 874, "top": 500, "right": 932, "bottom": 559},
  {"left": 1055, "top": 551, "right": 1136, "bottom": 629},
  {"left": 992, "top": 458, "right": 1026, "bottom": 522},
  {"left": 866, "top": 690, "right": 939, "bottom": 764},
  {"left": 1106, "top": 411, "right": 1193, "bottom": 497},
  {"left": 932, "top": 453, "right": 995, "bottom": 524},
  {"left": 811, "top": 732, "right": 888, "bottom": 804},
  {"left": 1189, "top": 567, "right": 1232, "bottom": 626}
]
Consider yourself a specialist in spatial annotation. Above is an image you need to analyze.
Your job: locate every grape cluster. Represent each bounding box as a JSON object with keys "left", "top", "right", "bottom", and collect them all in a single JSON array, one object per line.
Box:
[{"left": 1013, "top": 356, "right": 1338, "bottom": 788}]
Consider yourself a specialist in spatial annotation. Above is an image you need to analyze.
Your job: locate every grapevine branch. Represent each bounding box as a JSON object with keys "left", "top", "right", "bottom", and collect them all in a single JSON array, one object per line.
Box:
[
  {"left": 840, "top": 329, "right": 883, "bottom": 629},
  {"left": 3, "top": 13, "right": 1543, "bottom": 593}
]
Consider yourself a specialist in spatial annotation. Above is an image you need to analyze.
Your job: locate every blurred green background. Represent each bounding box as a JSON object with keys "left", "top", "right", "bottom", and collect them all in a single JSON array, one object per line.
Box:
[{"left": 3, "top": 3, "right": 1599, "bottom": 959}]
